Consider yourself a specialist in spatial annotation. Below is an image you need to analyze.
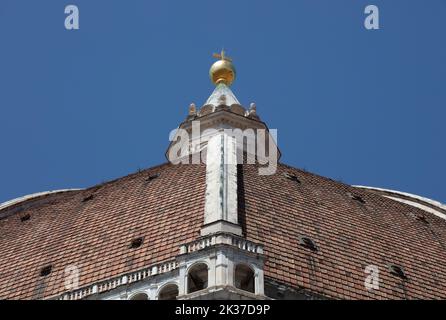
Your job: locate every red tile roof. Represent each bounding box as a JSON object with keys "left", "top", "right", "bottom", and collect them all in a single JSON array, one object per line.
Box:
[
  {"left": 1, "top": 162, "right": 445, "bottom": 299},
  {"left": 242, "top": 163, "right": 446, "bottom": 299},
  {"left": 0, "top": 163, "right": 205, "bottom": 300}
]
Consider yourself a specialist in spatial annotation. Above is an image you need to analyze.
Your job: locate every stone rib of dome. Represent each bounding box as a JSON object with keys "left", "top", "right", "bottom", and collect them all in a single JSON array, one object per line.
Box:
[
  {"left": 0, "top": 189, "right": 82, "bottom": 217},
  {"left": 353, "top": 185, "right": 446, "bottom": 220}
]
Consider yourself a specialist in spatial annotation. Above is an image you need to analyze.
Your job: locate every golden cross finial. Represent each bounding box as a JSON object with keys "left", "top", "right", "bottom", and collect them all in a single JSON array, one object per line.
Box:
[
  {"left": 209, "top": 49, "right": 236, "bottom": 86},
  {"left": 212, "top": 49, "right": 232, "bottom": 62}
]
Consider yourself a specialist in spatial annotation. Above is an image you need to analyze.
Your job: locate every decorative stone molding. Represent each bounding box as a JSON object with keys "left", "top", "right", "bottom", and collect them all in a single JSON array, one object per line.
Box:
[
  {"left": 57, "top": 260, "right": 178, "bottom": 300},
  {"left": 165, "top": 108, "right": 282, "bottom": 164}
]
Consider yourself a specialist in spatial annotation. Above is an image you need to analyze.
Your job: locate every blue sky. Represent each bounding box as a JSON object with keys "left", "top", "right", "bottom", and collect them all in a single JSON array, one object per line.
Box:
[{"left": 0, "top": 0, "right": 445, "bottom": 204}]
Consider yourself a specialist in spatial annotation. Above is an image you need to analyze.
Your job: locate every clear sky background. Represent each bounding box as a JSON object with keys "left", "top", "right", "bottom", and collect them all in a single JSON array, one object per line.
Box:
[{"left": 0, "top": 0, "right": 445, "bottom": 204}]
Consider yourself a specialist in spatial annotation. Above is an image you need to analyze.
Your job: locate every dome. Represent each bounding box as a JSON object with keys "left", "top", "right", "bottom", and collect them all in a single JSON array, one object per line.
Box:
[
  {"left": 1, "top": 162, "right": 445, "bottom": 299},
  {"left": 1, "top": 52, "right": 444, "bottom": 301}
]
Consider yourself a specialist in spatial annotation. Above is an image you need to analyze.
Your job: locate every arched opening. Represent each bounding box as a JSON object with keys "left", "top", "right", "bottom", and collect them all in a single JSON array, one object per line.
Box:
[
  {"left": 158, "top": 284, "right": 179, "bottom": 300},
  {"left": 129, "top": 292, "right": 149, "bottom": 300},
  {"left": 234, "top": 264, "right": 255, "bottom": 293},
  {"left": 187, "top": 263, "right": 208, "bottom": 294}
]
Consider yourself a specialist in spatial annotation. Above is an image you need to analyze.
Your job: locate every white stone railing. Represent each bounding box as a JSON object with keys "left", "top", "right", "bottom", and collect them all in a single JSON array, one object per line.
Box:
[
  {"left": 58, "top": 260, "right": 178, "bottom": 300},
  {"left": 56, "top": 234, "right": 262, "bottom": 300},
  {"left": 179, "top": 233, "right": 264, "bottom": 255},
  {"left": 231, "top": 237, "right": 263, "bottom": 254}
]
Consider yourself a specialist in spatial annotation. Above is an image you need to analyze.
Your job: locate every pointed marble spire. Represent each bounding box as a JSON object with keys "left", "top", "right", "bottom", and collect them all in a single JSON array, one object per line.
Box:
[{"left": 204, "top": 83, "right": 241, "bottom": 106}]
